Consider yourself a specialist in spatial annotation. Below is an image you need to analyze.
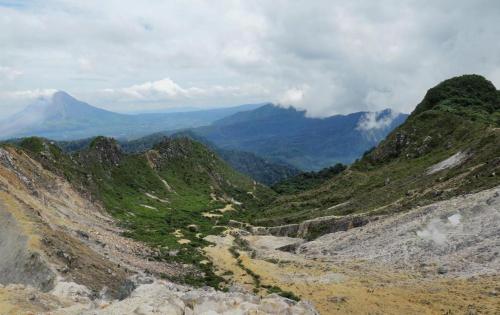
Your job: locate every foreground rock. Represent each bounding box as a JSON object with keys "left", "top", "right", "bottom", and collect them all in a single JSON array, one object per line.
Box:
[{"left": 0, "top": 279, "right": 316, "bottom": 314}]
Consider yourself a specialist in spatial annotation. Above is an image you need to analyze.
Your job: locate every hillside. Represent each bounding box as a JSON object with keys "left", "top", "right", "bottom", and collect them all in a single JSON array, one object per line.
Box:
[
  {"left": 0, "top": 137, "right": 316, "bottom": 314},
  {"left": 259, "top": 75, "right": 500, "bottom": 227},
  {"left": 272, "top": 163, "right": 346, "bottom": 194},
  {"left": 191, "top": 104, "right": 408, "bottom": 170},
  {"left": 10, "top": 136, "right": 275, "bottom": 287},
  {"left": 0, "top": 75, "right": 498, "bottom": 314},
  {"left": 0, "top": 91, "right": 261, "bottom": 140},
  {"left": 52, "top": 131, "right": 301, "bottom": 185}
]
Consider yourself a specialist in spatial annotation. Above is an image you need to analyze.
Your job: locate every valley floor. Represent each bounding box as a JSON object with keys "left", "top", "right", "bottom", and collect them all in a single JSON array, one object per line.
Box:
[
  {"left": 0, "top": 140, "right": 498, "bottom": 314},
  {"left": 204, "top": 186, "right": 500, "bottom": 314}
]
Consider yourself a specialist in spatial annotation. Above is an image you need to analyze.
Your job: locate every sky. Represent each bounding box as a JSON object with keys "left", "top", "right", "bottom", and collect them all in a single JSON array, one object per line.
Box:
[{"left": 1, "top": 0, "right": 500, "bottom": 118}]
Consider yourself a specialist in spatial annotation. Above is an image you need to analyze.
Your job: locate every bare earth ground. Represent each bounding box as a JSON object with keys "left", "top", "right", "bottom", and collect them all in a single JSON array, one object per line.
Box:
[{"left": 204, "top": 186, "right": 500, "bottom": 314}]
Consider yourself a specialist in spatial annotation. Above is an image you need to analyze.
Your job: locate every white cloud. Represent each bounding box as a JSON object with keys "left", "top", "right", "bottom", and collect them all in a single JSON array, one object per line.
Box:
[
  {"left": 0, "top": 66, "right": 23, "bottom": 80},
  {"left": 0, "top": 1, "right": 499, "bottom": 117},
  {"left": 0, "top": 88, "right": 57, "bottom": 117},
  {"left": 356, "top": 109, "right": 401, "bottom": 131},
  {"left": 113, "top": 78, "right": 196, "bottom": 100},
  {"left": 0, "top": 88, "right": 57, "bottom": 100},
  {"left": 277, "top": 86, "right": 308, "bottom": 107},
  {"left": 95, "top": 78, "right": 271, "bottom": 112}
]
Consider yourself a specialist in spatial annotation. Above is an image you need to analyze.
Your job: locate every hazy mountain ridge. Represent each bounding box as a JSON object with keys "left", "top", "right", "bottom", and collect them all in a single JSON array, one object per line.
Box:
[
  {"left": 0, "top": 91, "right": 261, "bottom": 140},
  {"left": 192, "top": 105, "right": 408, "bottom": 170}
]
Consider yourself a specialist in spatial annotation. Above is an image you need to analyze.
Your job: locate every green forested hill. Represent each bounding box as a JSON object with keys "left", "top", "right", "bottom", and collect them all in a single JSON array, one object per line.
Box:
[
  {"left": 53, "top": 131, "right": 300, "bottom": 186},
  {"left": 259, "top": 75, "right": 500, "bottom": 226}
]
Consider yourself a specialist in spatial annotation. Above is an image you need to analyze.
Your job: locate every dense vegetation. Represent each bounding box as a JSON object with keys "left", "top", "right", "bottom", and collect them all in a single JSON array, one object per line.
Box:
[
  {"left": 272, "top": 163, "right": 346, "bottom": 194},
  {"left": 259, "top": 75, "right": 500, "bottom": 227}
]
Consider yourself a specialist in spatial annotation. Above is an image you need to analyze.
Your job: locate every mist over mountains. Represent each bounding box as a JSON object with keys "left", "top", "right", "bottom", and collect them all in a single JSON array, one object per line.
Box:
[
  {"left": 0, "top": 91, "right": 261, "bottom": 140},
  {"left": 192, "top": 105, "right": 408, "bottom": 170},
  {"left": 0, "top": 91, "right": 408, "bottom": 172}
]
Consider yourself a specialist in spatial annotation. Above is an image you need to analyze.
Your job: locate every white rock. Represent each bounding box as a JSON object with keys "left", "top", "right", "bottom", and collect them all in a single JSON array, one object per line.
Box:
[{"left": 51, "top": 281, "right": 92, "bottom": 303}]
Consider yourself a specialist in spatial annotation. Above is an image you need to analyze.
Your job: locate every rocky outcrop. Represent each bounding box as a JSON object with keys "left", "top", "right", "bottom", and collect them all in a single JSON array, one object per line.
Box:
[
  {"left": 0, "top": 202, "right": 55, "bottom": 291},
  {"left": 65, "top": 281, "right": 318, "bottom": 315},
  {"left": 298, "top": 186, "right": 500, "bottom": 277},
  {"left": 2, "top": 280, "right": 317, "bottom": 314},
  {"left": 85, "top": 136, "right": 123, "bottom": 166},
  {"left": 249, "top": 213, "right": 380, "bottom": 240}
]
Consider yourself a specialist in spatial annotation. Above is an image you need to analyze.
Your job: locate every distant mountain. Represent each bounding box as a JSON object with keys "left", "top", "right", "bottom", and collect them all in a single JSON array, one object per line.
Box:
[
  {"left": 191, "top": 104, "right": 408, "bottom": 170},
  {"left": 0, "top": 91, "right": 261, "bottom": 140}
]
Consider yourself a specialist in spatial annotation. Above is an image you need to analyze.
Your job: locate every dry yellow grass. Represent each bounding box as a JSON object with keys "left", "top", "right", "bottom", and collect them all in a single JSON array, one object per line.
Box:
[{"left": 204, "top": 234, "right": 500, "bottom": 315}]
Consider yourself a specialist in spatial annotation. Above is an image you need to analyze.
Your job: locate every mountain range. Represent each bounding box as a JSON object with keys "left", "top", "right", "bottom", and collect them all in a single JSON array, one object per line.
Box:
[
  {"left": 0, "top": 91, "right": 261, "bottom": 140},
  {"left": 191, "top": 104, "right": 408, "bottom": 170},
  {"left": 0, "top": 74, "right": 499, "bottom": 314},
  {"left": 1, "top": 91, "right": 409, "bottom": 177},
  {"left": 52, "top": 131, "right": 301, "bottom": 186}
]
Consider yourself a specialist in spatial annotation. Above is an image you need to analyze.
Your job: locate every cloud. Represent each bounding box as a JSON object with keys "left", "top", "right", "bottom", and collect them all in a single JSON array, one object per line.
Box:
[
  {"left": 95, "top": 78, "right": 271, "bottom": 112},
  {"left": 0, "top": 88, "right": 57, "bottom": 100},
  {"left": 0, "top": 1, "right": 499, "bottom": 117},
  {"left": 105, "top": 78, "right": 198, "bottom": 100},
  {"left": 0, "top": 88, "right": 57, "bottom": 117},
  {"left": 0, "top": 66, "right": 23, "bottom": 80},
  {"left": 356, "top": 109, "right": 401, "bottom": 131},
  {"left": 277, "top": 86, "right": 308, "bottom": 107}
]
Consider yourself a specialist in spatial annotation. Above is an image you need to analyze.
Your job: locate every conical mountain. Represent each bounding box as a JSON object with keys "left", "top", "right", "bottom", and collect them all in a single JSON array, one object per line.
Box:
[{"left": 0, "top": 92, "right": 264, "bottom": 140}]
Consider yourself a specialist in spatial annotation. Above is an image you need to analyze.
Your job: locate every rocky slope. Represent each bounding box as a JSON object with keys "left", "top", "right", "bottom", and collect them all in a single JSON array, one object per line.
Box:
[
  {"left": 203, "top": 186, "right": 499, "bottom": 314},
  {"left": 10, "top": 136, "right": 277, "bottom": 287},
  {"left": 0, "top": 141, "right": 316, "bottom": 314}
]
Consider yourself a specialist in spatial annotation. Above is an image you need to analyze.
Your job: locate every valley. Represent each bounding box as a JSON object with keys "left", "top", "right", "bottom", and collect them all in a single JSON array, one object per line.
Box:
[
  {"left": 0, "top": 75, "right": 499, "bottom": 314},
  {"left": 2, "top": 1, "right": 500, "bottom": 313}
]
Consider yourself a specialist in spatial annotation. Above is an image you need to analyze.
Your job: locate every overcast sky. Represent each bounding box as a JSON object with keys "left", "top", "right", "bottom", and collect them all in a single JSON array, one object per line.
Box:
[{"left": 1, "top": 0, "right": 500, "bottom": 117}]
